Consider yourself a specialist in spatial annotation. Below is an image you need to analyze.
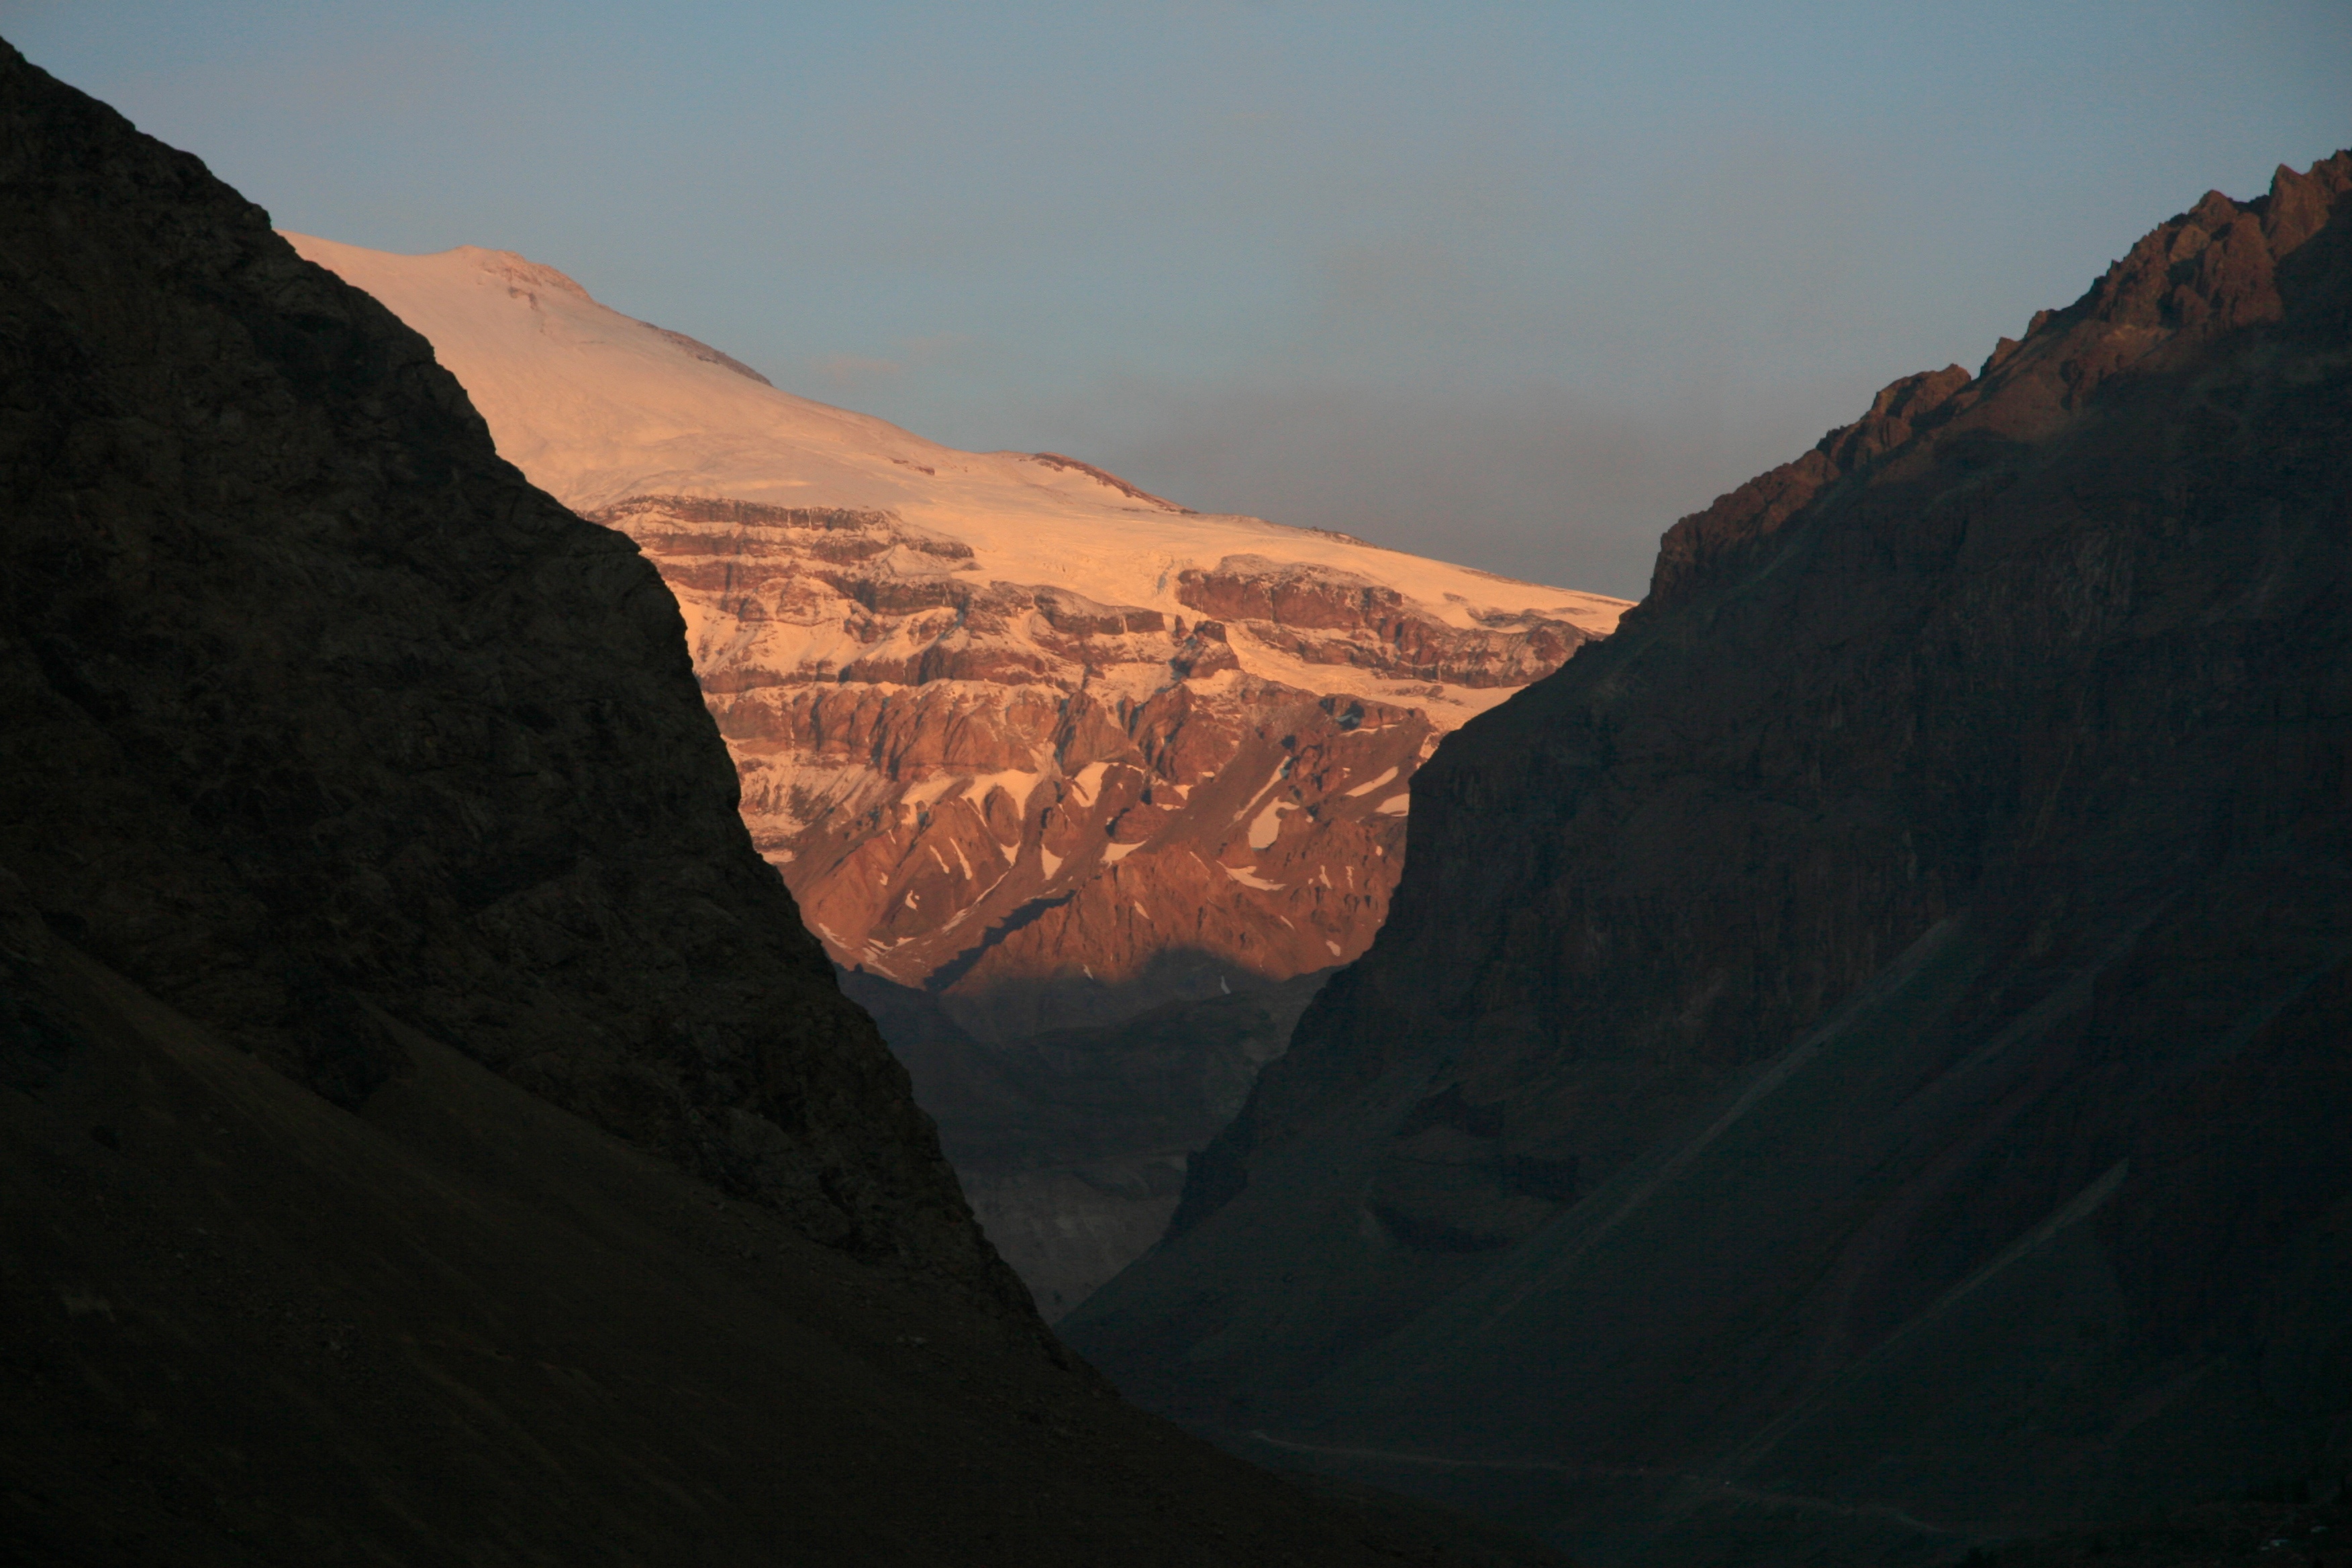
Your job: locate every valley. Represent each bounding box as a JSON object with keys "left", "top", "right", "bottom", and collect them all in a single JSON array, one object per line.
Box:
[{"left": 6, "top": 18, "right": 2347, "bottom": 1565}]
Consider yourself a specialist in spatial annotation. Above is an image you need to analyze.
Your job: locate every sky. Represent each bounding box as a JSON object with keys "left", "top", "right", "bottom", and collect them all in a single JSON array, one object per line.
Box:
[{"left": 9, "top": 2, "right": 2347, "bottom": 598}]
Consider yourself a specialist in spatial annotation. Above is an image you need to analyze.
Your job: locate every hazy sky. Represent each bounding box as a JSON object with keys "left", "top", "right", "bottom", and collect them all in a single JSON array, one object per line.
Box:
[{"left": 11, "top": 2, "right": 2347, "bottom": 596}]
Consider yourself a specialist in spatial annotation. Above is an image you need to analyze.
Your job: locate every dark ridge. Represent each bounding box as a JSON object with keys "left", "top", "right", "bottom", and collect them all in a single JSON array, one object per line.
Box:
[
  {"left": 1069, "top": 151, "right": 2352, "bottom": 1565},
  {"left": 919, "top": 889, "right": 1085, "bottom": 995},
  {"left": 0, "top": 34, "right": 1008, "bottom": 1293}
]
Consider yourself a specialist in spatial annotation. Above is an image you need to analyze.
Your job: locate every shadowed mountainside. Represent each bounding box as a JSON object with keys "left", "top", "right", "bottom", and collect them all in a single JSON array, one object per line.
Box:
[
  {"left": 0, "top": 40, "right": 999, "bottom": 1291},
  {"left": 0, "top": 41, "right": 1572, "bottom": 1565},
  {"left": 1, "top": 872, "right": 1567, "bottom": 1566},
  {"left": 848, "top": 965, "right": 1326, "bottom": 1318},
  {"left": 1069, "top": 154, "right": 2352, "bottom": 1565}
]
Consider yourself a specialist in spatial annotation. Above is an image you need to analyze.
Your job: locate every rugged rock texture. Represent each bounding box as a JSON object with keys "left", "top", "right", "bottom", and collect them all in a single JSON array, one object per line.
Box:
[
  {"left": 1070, "top": 155, "right": 2352, "bottom": 1564},
  {"left": 594, "top": 494, "right": 1598, "bottom": 1038}
]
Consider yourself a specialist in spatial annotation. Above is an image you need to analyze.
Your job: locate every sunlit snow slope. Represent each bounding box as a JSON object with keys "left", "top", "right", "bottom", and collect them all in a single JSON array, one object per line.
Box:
[{"left": 289, "top": 234, "right": 1630, "bottom": 1037}]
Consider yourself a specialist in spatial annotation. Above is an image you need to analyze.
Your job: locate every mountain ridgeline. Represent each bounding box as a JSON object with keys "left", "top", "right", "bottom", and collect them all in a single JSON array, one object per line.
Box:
[
  {"left": 0, "top": 42, "right": 1574, "bottom": 1566},
  {"left": 1068, "top": 155, "right": 2352, "bottom": 1563}
]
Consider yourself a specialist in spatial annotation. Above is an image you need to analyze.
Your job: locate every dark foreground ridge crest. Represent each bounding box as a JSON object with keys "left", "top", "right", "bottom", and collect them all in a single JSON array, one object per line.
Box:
[{"left": 1069, "top": 150, "right": 2352, "bottom": 1566}]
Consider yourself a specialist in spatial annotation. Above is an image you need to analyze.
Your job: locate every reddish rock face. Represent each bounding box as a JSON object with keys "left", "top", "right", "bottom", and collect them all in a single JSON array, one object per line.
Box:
[
  {"left": 595, "top": 494, "right": 1602, "bottom": 1038},
  {"left": 278, "top": 238, "right": 1631, "bottom": 1048}
]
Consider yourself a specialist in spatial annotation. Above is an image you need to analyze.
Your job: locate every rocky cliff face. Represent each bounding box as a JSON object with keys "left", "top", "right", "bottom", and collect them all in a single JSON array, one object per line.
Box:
[
  {"left": 1069, "top": 154, "right": 2352, "bottom": 1563},
  {"left": 627, "top": 491, "right": 1520, "bottom": 1036}
]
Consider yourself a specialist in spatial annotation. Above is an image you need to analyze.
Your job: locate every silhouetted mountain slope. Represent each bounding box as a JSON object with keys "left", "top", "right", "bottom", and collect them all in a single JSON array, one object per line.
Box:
[
  {"left": 1, "top": 873, "right": 1569, "bottom": 1565},
  {"left": 1069, "top": 154, "right": 2352, "bottom": 1565},
  {"left": 0, "top": 40, "right": 1571, "bottom": 1565},
  {"left": 0, "top": 40, "right": 1000, "bottom": 1289}
]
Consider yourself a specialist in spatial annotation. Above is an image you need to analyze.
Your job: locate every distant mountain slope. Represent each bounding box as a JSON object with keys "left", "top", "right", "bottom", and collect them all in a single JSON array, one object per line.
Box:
[
  {"left": 289, "top": 232, "right": 1630, "bottom": 1312},
  {"left": 285, "top": 233, "right": 1627, "bottom": 1032},
  {"left": 1068, "top": 154, "right": 2352, "bottom": 1564}
]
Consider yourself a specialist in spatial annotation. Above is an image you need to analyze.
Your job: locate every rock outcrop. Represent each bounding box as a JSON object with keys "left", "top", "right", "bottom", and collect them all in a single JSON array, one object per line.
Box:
[
  {"left": 641, "top": 492, "right": 1463, "bottom": 1036},
  {"left": 0, "top": 41, "right": 1579, "bottom": 1564},
  {"left": 1069, "top": 155, "right": 2352, "bottom": 1564}
]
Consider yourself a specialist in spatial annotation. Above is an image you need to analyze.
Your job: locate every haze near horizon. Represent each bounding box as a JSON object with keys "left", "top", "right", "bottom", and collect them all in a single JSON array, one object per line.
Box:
[{"left": 13, "top": 0, "right": 2346, "bottom": 597}]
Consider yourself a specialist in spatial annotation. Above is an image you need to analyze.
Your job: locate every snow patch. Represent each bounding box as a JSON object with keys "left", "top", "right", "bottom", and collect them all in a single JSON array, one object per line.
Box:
[
  {"left": 1230, "top": 762, "right": 1291, "bottom": 824},
  {"left": 1221, "top": 864, "right": 1285, "bottom": 891},
  {"left": 1247, "top": 797, "right": 1297, "bottom": 851},
  {"left": 966, "top": 770, "right": 1044, "bottom": 826},
  {"left": 1376, "top": 793, "right": 1411, "bottom": 816},
  {"left": 285, "top": 233, "right": 1630, "bottom": 692},
  {"left": 1342, "top": 765, "right": 1400, "bottom": 798},
  {"left": 901, "top": 774, "right": 963, "bottom": 808},
  {"left": 1065, "top": 761, "right": 1113, "bottom": 807}
]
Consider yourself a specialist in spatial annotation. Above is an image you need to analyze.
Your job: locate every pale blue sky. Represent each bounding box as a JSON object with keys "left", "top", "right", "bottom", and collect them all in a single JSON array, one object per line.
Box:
[{"left": 10, "top": 2, "right": 2347, "bottom": 595}]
